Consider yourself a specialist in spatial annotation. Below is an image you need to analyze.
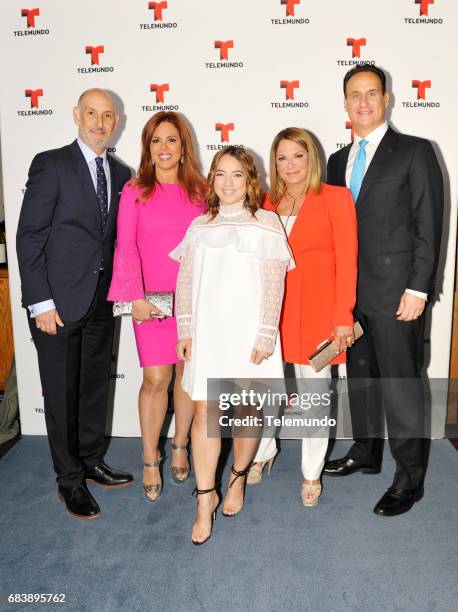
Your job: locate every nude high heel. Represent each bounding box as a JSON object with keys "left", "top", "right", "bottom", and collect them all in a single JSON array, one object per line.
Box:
[
  {"left": 247, "top": 451, "right": 278, "bottom": 485},
  {"left": 301, "top": 482, "right": 322, "bottom": 507}
]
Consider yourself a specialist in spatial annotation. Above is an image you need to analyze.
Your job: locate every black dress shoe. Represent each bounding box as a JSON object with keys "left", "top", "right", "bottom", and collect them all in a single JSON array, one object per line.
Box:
[
  {"left": 373, "top": 487, "right": 423, "bottom": 517},
  {"left": 58, "top": 482, "right": 101, "bottom": 520},
  {"left": 323, "top": 456, "right": 381, "bottom": 477},
  {"left": 85, "top": 461, "right": 134, "bottom": 488}
]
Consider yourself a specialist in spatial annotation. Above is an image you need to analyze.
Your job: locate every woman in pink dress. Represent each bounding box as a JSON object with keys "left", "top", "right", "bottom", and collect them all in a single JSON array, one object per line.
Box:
[{"left": 108, "top": 112, "right": 206, "bottom": 502}]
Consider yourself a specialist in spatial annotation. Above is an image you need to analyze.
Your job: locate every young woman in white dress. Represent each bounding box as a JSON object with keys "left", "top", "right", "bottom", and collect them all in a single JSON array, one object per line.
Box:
[{"left": 170, "top": 147, "right": 293, "bottom": 544}]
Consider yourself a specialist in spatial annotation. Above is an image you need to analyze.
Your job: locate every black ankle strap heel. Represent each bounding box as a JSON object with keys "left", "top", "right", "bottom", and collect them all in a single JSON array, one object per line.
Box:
[
  {"left": 192, "top": 486, "right": 218, "bottom": 546},
  {"left": 192, "top": 486, "right": 216, "bottom": 496},
  {"left": 229, "top": 465, "right": 251, "bottom": 487},
  {"left": 222, "top": 464, "right": 251, "bottom": 518}
]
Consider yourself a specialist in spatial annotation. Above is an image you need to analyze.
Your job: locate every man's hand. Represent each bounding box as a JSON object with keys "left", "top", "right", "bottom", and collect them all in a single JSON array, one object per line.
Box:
[
  {"left": 333, "top": 325, "right": 355, "bottom": 353},
  {"left": 132, "top": 298, "right": 163, "bottom": 323},
  {"left": 177, "top": 338, "right": 192, "bottom": 361},
  {"left": 35, "top": 308, "right": 64, "bottom": 335},
  {"left": 396, "top": 292, "right": 426, "bottom": 321},
  {"left": 250, "top": 348, "right": 271, "bottom": 365}
]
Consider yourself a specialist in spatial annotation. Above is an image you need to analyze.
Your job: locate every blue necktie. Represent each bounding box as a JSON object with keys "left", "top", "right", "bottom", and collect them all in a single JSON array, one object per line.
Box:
[
  {"left": 95, "top": 157, "right": 108, "bottom": 232},
  {"left": 349, "top": 139, "right": 368, "bottom": 202}
]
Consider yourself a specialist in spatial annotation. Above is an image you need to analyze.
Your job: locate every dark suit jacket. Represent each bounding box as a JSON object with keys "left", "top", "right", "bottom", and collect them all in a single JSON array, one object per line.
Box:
[
  {"left": 327, "top": 127, "right": 443, "bottom": 316},
  {"left": 17, "top": 140, "right": 131, "bottom": 321}
]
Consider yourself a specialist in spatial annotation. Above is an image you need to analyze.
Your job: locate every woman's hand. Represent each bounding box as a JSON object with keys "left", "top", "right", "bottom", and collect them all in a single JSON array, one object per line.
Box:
[
  {"left": 250, "top": 348, "right": 271, "bottom": 365},
  {"left": 177, "top": 338, "right": 192, "bottom": 361},
  {"left": 333, "top": 325, "right": 354, "bottom": 354},
  {"left": 131, "top": 299, "right": 164, "bottom": 323}
]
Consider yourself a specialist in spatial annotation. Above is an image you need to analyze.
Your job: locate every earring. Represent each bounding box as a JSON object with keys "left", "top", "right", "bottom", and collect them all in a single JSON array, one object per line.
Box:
[
  {"left": 152, "top": 160, "right": 155, "bottom": 166},
  {"left": 180, "top": 155, "right": 184, "bottom": 164}
]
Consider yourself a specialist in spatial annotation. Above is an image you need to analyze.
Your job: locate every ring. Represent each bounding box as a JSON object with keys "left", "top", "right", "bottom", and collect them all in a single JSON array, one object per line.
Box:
[{"left": 135, "top": 320, "right": 143, "bottom": 326}]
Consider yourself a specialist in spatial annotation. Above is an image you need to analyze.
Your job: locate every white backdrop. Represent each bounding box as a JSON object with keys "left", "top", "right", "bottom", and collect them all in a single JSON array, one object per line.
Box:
[{"left": 1, "top": 0, "right": 456, "bottom": 436}]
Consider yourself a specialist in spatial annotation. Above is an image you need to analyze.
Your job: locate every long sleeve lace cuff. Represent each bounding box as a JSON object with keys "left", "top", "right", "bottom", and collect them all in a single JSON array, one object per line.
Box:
[
  {"left": 107, "top": 245, "right": 144, "bottom": 302},
  {"left": 175, "top": 244, "right": 193, "bottom": 340},
  {"left": 254, "top": 259, "right": 287, "bottom": 354}
]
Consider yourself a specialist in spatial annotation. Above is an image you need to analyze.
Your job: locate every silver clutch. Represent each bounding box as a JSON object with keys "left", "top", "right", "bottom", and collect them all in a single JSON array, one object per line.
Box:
[{"left": 112, "top": 291, "right": 174, "bottom": 318}]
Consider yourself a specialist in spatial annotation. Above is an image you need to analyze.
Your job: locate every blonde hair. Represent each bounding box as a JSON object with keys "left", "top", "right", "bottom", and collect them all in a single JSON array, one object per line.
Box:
[
  {"left": 206, "top": 147, "right": 262, "bottom": 220},
  {"left": 269, "top": 127, "right": 321, "bottom": 205}
]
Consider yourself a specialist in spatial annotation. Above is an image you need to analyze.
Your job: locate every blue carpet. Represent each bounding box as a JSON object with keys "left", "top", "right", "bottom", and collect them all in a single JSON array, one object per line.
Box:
[{"left": 1, "top": 437, "right": 457, "bottom": 612}]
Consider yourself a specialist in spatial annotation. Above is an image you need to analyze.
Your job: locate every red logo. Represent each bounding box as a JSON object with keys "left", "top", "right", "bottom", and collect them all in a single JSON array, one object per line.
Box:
[
  {"left": 85, "top": 45, "right": 104, "bottom": 65},
  {"left": 215, "top": 123, "right": 234, "bottom": 143},
  {"left": 347, "top": 38, "right": 366, "bottom": 58},
  {"left": 412, "top": 80, "right": 431, "bottom": 99},
  {"left": 214, "top": 40, "right": 234, "bottom": 61},
  {"left": 21, "top": 8, "right": 40, "bottom": 28},
  {"left": 150, "top": 83, "right": 169, "bottom": 103},
  {"left": 345, "top": 121, "right": 355, "bottom": 140},
  {"left": 25, "top": 89, "right": 43, "bottom": 108},
  {"left": 148, "top": 1, "right": 167, "bottom": 20},
  {"left": 280, "top": 80, "right": 299, "bottom": 100},
  {"left": 415, "top": 0, "right": 434, "bottom": 16},
  {"left": 281, "top": 0, "right": 300, "bottom": 16}
]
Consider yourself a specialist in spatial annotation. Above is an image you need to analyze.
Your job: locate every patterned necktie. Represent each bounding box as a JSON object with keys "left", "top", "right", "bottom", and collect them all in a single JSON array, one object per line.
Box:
[
  {"left": 95, "top": 157, "right": 108, "bottom": 232},
  {"left": 349, "top": 139, "right": 368, "bottom": 202}
]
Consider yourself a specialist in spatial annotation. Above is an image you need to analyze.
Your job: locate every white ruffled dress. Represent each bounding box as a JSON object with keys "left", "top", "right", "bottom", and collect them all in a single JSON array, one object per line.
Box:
[{"left": 169, "top": 206, "right": 294, "bottom": 401}]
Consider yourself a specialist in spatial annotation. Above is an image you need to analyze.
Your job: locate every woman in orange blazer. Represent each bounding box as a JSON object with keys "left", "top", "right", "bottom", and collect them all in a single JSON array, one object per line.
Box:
[{"left": 248, "top": 127, "right": 358, "bottom": 506}]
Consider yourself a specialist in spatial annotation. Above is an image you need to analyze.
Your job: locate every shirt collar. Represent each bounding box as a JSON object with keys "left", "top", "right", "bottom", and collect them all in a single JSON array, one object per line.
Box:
[
  {"left": 77, "top": 137, "right": 107, "bottom": 165},
  {"left": 354, "top": 121, "right": 388, "bottom": 146}
]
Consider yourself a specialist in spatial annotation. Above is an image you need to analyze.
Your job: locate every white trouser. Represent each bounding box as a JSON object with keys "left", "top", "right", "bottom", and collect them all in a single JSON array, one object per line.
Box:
[
  {"left": 253, "top": 364, "right": 331, "bottom": 480},
  {"left": 296, "top": 364, "right": 331, "bottom": 480}
]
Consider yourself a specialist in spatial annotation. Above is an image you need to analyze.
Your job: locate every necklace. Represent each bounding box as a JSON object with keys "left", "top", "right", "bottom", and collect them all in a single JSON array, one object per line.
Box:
[{"left": 278, "top": 188, "right": 306, "bottom": 232}]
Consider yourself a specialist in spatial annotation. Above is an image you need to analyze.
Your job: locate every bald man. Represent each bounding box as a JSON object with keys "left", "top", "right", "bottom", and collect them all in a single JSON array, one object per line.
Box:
[{"left": 17, "top": 89, "right": 132, "bottom": 520}]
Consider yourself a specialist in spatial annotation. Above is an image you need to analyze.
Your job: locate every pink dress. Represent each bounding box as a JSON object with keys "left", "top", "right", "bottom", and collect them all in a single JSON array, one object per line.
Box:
[{"left": 108, "top": 181, "right": 205, "bottom": 366}]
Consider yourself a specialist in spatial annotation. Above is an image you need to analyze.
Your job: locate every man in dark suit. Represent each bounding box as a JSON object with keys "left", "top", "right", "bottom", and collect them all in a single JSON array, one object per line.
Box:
[
  {"left": 325, "top": 65, "right": 443, "bottom": 516},
  {"left": 17, "top": 88, "right": 133, "bottom": 520}
]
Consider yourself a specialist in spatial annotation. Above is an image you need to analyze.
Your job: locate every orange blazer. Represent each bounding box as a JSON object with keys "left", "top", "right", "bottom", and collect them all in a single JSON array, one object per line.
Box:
[{"left": 264, "top": 183, "right": 358, "bottom": 365}]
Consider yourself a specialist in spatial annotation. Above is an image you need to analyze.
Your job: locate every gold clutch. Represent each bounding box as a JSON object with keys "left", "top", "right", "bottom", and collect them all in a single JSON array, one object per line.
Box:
[
  {"left": 112, "top": 291, "right": 174, "bottom": 318},
  {"left": 308, "top": 321, "right": 364, "bottom": 372}
]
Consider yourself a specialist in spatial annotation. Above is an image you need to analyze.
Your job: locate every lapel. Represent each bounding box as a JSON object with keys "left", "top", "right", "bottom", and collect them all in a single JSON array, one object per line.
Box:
[
  {"left": 356, "top": 127, "right": 397, "bottom": 206},
  {"left": 287, "top": 192, "right": 309, "bottom": 249},
  {"left": 104, "top": 155, "right": 118, "bottom": 239},
  {"left": 70, "top": 140, "right": 103, "bottom": 234},
  {"left": 336, "top": 145, "right": 351, "bottom": 187}
]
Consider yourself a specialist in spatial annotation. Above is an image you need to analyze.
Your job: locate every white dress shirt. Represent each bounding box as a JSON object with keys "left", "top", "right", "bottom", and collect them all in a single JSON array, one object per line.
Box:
[
  {"left": 345, "top": 121, "right": 427, "bottom": 302},
  {"left": 28, "top": 139, "right": 111, "bottom": 317}
]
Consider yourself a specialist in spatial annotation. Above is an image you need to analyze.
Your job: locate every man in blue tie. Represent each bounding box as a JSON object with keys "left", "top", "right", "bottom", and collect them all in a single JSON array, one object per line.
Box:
[
  {"left": 17, "top": 89, "right": 133, "bottom": 520},
  {"left": 325, "top": 65, "right": 443, "bottom": 516}
]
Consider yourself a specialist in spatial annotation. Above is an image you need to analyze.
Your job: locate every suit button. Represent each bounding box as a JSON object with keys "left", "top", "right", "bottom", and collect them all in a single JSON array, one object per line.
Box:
[{"left": 384, "top": 257, "right": 391, "bottom": 265}]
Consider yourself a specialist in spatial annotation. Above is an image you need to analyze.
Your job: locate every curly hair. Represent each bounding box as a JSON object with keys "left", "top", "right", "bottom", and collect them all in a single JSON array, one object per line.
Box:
[
  {"left": 132, "top": 111, "right": 206, "bottom": 204},
  {"left": 206, "top": 147, "right": 263, "bottom": 220}
]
